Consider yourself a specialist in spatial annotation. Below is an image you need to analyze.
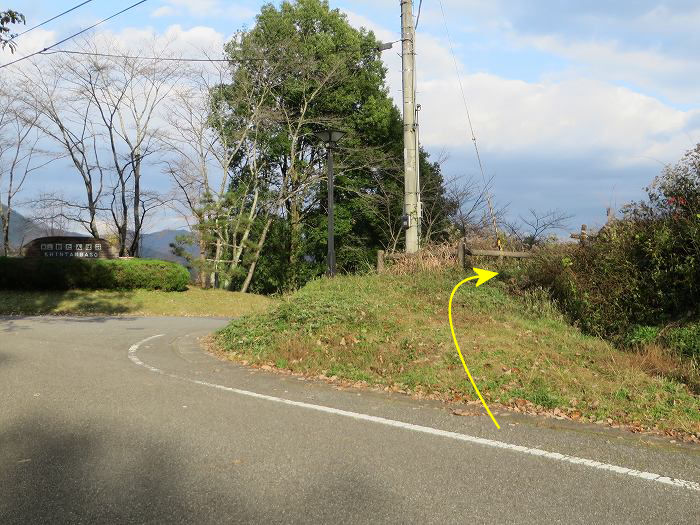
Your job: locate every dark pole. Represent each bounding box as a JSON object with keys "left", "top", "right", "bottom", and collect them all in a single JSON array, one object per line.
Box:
[{"left": 327, "top": 143, "right": 336, "bottom": 277}]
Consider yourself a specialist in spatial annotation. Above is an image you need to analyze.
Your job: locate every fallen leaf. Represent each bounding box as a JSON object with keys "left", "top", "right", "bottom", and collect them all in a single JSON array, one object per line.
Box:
[{"left": 452, "top": 408, "right": 481, "bottom": 417}]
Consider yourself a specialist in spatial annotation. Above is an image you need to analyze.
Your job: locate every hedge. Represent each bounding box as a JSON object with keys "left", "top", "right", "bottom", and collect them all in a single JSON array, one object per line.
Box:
[{"left": 0, "top": 257, "right": 189, "bottom": 291}]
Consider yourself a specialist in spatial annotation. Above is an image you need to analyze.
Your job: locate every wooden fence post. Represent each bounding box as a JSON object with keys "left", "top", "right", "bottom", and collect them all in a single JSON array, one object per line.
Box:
[
  {"left": 377, "top": 250, "right": 385, "bottom": 273},
  {"left": 606, "top": 207, "right": 615, "bottom": 224},
  {"left": 457, "top": 241, "right": 465, "bottom": 269},
  {"left": 570, "top": 224, "right": 588, "bottom": 244}
]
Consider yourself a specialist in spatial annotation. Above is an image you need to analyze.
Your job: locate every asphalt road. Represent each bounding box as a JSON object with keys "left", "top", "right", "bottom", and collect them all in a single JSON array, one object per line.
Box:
[{"left": 1, "top": 316, "right": 698, "bottom": 524}]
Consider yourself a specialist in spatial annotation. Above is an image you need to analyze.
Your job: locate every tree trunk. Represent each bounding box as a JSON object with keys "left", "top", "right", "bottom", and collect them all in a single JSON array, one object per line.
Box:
[
  {"left": 1, "top": 202, "right": 10, "bottom": 256},
  {"left": 241, "top": 217, "right": 272, "bottom": 294},
  {"left": 198, "top": 236, "right": 208, "bottom": 288},
  {"left": 85, "top": 186, "right": 101, "bottom": 240},
  {"left": 129, "top": 156, "right": 142, "bottom": 257},
  {"left": 288, "top": 194, "right": 302, "bottom": 287},
  {"left": 212, "top": 237, "right": 223, "bottom": 288}
]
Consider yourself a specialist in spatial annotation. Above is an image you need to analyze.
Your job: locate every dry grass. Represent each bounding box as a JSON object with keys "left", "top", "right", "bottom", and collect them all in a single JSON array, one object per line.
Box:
[
  {"left": 625, "top": 344, "right": 699, "bottom": 393},
  {"left": 384, "top": 243, "right": 459, "bottom": 275}
]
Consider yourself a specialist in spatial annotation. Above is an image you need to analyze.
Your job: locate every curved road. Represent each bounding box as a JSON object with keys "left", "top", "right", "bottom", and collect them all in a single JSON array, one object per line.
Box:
[{"left": 1, "top": 316, "right": 698, "bottom": 524}]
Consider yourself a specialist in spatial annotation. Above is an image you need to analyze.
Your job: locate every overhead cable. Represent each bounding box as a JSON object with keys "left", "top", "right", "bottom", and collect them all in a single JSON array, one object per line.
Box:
[
  {"left": 415, "top": 0, "right": 424, "bottom": 30},
  {"left": 39, "top": 49, "right": 233, "bottom": 62},
  {"left": 437, "top": 0, "right": 500, "bottom": 241},
  {"left": 9, "top": 1, "right": 95, "bottom": 41},
  {"left": 0, "top": 0, "right": 150, "bottom": 70}
]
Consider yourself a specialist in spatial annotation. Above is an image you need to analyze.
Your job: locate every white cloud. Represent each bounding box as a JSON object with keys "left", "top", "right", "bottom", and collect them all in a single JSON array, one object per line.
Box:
[
  {"left": 629, "top": 4, "right": 700, "bottom": 37},
  {"left": 151, "top": 1, "right": 256, "bottom": 21},
  {"left": 381, "top": 1, "right": 700, "bottom": 106},
  {"left": 152, "top": 6, "right": 176, "bottom": 18},
  {"left": 517, "top": 34, "right": 700, "bottom": 104},
  {"left": 90, "top": 24, "right": 227, "bottom": 58},
  {"left": 0, "top": 28, "right": 56, "bottom": 68},
  {"left": 344, "top": 10, "right": 700, "bottom": 173}
]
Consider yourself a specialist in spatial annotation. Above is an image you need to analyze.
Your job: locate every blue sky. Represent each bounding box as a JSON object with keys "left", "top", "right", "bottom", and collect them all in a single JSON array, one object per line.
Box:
[{"left": 4, "top": 0, "right": 700, "bottom": 232}]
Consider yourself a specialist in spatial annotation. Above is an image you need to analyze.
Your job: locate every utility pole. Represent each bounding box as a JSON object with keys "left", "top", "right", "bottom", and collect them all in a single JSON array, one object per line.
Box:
[
  {"left": 401, "top": 0, "right": 420, "bottom": 253},
  {"left": 415, "top": 102, "right": 422, "bottom": 242}
]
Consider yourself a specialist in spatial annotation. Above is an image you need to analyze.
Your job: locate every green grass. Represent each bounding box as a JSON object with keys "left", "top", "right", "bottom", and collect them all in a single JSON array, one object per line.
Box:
[
  {"left": 215, "top": 270, "right": 700, "bottom": 435},
  {"left": 0, "top": 288, "right": 274, "bottom": 318}
]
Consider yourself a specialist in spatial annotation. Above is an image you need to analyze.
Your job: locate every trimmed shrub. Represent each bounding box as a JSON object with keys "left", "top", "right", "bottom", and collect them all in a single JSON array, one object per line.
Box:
[{"left": 0, "top": 257, "right": 189, "bottom": 291}]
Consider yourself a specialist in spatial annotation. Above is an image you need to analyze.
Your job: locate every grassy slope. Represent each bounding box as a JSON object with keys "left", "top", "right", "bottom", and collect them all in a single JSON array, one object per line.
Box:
[
  {"left": 216, "top": 270, "right": 699, "bottom": 436},
  {"left": 0, "top": 288, "right": 273, "bottom": 318}
]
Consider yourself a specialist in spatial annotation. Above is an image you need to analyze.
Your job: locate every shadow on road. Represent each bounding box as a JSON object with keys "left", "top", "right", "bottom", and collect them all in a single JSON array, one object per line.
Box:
[
  {"left": 0, "top": 290, "right": 136, "bottom": 318},
  {"left": 0, "top": 352, "right": 13, "bottom": 367},
  {"left": 0, "top": 417, "right": 251, "bottom": 524},
  {"left": 0, "top": 416, "right": 402, "bottom": 524},
  {"left": 0, "top": 315, "right": 142, "bottom": 334}
]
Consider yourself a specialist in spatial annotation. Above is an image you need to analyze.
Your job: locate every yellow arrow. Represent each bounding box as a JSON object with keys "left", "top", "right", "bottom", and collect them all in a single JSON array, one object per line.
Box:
[{"left": 449, "top": 267, "right": 501, "bottom": 429}]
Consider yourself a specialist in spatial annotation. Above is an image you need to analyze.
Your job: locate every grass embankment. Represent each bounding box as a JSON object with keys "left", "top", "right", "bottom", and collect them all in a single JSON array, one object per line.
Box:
[
  {"left": 216, "top": 271, "right": 699, "bottom": 437},
  {"left": 0, "top": 288, "right": 273, "bottom": 318}
]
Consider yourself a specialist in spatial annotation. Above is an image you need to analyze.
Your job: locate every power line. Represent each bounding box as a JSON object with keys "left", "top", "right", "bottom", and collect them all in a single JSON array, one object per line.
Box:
[
  {"left": 39, "top": 49, "right": 233, "bottom": 62},
  {"left": 0, "top": 0, "right": 150, "bottom": 70},
  {"left": 436, "top": 0, "right": 500, "bottom": 241},
  {"left": 415, "top": 0, "right": 424, "bottom": 30},
  {"left": 32, "top": 40, "right": 391, "bottom": 63},
  {"left": 6, "top": 36, "right": 387, "bottom": 68},
  {"left": 10, "top": 0, "right": 95, "bottom": 40}
]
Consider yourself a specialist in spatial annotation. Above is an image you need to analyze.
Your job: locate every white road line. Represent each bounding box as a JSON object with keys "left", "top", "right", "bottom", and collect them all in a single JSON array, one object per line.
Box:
[{"left": 129, "top": 335, "right": 700, "bottom": 492}]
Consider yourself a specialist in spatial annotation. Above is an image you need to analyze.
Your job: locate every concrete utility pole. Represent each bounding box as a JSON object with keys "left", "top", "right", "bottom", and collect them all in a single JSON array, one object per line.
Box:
[{"left": 401, "top": 0, "right": 420, "bottom": 253}]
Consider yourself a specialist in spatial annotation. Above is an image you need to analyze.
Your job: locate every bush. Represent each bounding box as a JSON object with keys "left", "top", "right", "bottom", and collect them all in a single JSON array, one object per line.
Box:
[
  {"left": 511, "top": 145, "right": 700, "bottom": 358},
  {"left": 0, "top": 257, "right": 189, "bottom": 291},
  {"left": 518, "top": 217, "right": 699, "bottom": 340},
  {"left": 662, "top": 323, "right": 700, "bottom": 361}
]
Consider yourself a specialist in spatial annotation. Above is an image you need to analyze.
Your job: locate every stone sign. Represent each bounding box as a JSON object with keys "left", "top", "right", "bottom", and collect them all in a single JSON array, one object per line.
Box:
[{"left": 24, "top": 237, "right": 117, "bottom": 259}]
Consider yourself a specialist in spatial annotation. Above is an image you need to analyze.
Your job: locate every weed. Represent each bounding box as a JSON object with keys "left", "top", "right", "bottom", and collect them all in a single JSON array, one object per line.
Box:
[
  {"left": 624, "top": 325, "right": 660, "bottom": 347},
  {"left": 215, "top": 271, "right": 699, "bottom": 434}
]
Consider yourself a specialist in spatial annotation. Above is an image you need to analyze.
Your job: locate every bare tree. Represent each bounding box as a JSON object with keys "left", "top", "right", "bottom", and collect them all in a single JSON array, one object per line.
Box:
[
  {"left": 12, "top": 38, "right": 181, "bottom": 254},
  {"left": 59, "top": 39, "right": 185, "bottom": 255},
  {"left": 506, "top": 208, "right": 573, "bottom": 248},
  {"left": 162, "top": 57, "right": 280, "bottom": 289},
  {"left": 14, "top": 58, "right": 106, "bottom": 238},
  {"left": 0, "top": 80, "right": 53, "bottom": 255},
  {"left": 351, "top": 165, "right": 404, "bottom": 253},
  {"left": 27, "top": 197, "right": 71, "bottom": 236},
  {"left": 448, "top": 174, "right": 505, "bottom": 240}
]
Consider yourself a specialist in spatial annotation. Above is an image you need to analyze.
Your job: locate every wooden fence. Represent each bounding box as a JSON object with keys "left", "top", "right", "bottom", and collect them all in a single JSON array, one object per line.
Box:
[
  {"left": 377, "top": 241, "right": 532, "bottom": 272},
  {"left": 377, "top": 208, "right": 617, "bottom": 271}
]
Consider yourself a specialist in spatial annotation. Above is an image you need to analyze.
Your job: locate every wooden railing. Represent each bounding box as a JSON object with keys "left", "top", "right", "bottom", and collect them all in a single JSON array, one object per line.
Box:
[{"left": 377, "top": 241, "right": 532, "bottom": 272}]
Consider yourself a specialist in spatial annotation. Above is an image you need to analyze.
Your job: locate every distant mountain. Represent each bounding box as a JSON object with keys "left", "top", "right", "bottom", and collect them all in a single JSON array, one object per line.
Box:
[
  {"left": 140, "top": 229, "right": 198, "bottom": 267},
  {"left": 1, "top": 206, "right": 198, "bottom": 266},
  {"left": 0, "top": 204, "right": 45, "bottom": 251}
]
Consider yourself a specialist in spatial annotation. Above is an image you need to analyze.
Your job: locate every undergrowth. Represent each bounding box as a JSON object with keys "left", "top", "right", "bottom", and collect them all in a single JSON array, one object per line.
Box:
[{"left": 216, "top": 270, "right": 699, "bottom": 435}]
